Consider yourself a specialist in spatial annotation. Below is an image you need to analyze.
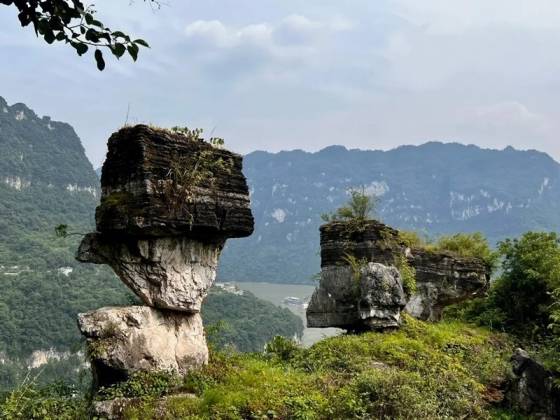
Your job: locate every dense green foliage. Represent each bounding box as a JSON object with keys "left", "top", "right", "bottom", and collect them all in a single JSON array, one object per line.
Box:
[
  {"left": 446, "top": 231, "right": 560, "bottom": 374},
  {"left": 431, "top": 232, "right": 499, "bottom": 269},
  {"left": 452, "top": 232, "right": 560, "bottom": 333},
  {"left": 203, "top": 289, "right": 303, "bottom": 353},
  {"left": 399, "top": 230, "right": 498, "bottom": 269},
  {"left": 1, "top": 316, "right": 516, "bottom": 419}
]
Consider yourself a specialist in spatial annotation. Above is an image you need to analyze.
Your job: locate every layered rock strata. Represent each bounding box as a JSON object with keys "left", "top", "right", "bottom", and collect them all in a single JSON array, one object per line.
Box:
[
  {"left": 77, "top": 125, "right": 253, "bottom": 387},
  {"left": 307, "top": 220, "right": 490, "bottom": 330}
]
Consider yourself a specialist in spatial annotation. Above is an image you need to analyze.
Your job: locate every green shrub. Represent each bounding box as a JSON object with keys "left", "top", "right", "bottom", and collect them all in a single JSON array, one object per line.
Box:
[
  {"left": 394, "top": 254, "right": 416, "bottom": 296},
  {"left": 335, "top": 369, "right": 439, "bottom": 419},
  {"left": 264, "top": 336, "right": 301, "bottom": 361},
  {"left": 321, "top": 187, "right": 379, "bottom": 223},
  {"left": 398, "top": 230, "right": 430, "bottom": 248},
  {"left": 431, "top": 232, "right": 498, "bottom": 270},
  {"left": 0, "top": 381, "right": 87, "bottom": 420},
  {"left": 96, "top": 370, "right": 181, "bottom": 400}
]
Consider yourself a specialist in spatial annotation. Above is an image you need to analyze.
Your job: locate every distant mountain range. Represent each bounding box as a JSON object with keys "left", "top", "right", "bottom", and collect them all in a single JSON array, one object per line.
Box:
[
  {"left": 9, "top": 93, "right": 560, "bottom": 286},
  {"left": 218, "top": 142, "right": 560, "bottom": 283}
]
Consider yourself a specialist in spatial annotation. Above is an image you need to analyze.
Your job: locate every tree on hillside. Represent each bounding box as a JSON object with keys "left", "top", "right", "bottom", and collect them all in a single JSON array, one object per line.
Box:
[
  {"left": 0, "top": 0, "right": 155, "bottom": 70},
  {"left": 463, "top": 232, "right": 560, "bottom": 340}
]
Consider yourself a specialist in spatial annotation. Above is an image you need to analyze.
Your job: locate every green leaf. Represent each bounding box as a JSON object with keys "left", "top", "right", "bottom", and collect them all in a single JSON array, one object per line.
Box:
[
  {"left": 43, "top": 30, "right": 55, "bottom": 44},
  {"left": 94, "top": 49, "right": 105, "bottom": 71},
  {"left": 75, "top": 43, "right": 88, "bottom": 56},
  {"left": 84, "top": 13, "right": 93, "bottom": 25},
  {"left": 111, "top": 43, "right": 126, "bottom": 59},
  {"left": 91, "top": 19, "right": 104, "bottom": 28},
  {"left": 127, "top": 44, "right": 139, "bottom": 61},
  {"left": 98, "top": 32, "right": 112, "bottom": 43},
  {"left": 133, "top": 39, "right": 150, "bottom": 48},
  {"left": 85, "top": 29, "right": 99, "bottom": 43},
  {"left": 112, "top": 31, "right": 127, "bottom": 39}
]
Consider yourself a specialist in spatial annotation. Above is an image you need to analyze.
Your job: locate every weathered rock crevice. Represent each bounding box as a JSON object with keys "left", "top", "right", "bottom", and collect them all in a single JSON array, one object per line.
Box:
[{"left": 76, "top": 125, "right": 254, "bottom": 389}]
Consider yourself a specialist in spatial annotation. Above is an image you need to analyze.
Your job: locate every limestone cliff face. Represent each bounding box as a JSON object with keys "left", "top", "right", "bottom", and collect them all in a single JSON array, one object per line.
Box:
[
  {"left": 76, "top": 125, "right": 254, "bottom": 388},
  {"left": 307, "top": 220, "right": 490, "bottom": 329},
  {"left": 508, "top": 348, "right": 560, "bottom": 419}
]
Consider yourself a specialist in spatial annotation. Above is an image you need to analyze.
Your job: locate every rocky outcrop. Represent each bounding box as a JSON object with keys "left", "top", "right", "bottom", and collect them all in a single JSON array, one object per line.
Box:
[
  {"left": 77, "top": 234, "right": 221, "bottom": 312},
  {"left": 307, "top": 220, "right": 490, "bottom": 330},
  {"left": 79, "top": 307, "right": 207, "bottom": 388},
  {"left": 77, "top": 125, "right": 254, "bottom": 388},
  {"left": 96, "top": 124, "right": 253, "bottom": 239},
  {"left": 405, "top": 249, "right": 489, "bottom": 321},
  {"left": 507, "top": 348, "right": 560, "bottom": 419},
  {"left": 307, "top": 262, "right": 406, "bottom": 330}
]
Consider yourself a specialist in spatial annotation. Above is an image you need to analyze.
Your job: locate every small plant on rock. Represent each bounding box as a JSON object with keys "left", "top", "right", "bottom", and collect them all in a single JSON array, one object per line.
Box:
[{"left": 321, "top": 186, "right": 379, "bottom": 224}]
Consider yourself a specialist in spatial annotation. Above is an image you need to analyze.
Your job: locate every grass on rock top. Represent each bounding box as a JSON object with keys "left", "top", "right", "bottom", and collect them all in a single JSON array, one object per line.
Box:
[{"left": 115, "top": 315, "right": 514, "bottom": 419}]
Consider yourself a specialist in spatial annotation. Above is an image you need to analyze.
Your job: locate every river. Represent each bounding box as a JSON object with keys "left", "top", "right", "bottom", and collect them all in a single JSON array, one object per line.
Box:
[{"left": 234, "top": 281, "right": 342, "bottom": 346}]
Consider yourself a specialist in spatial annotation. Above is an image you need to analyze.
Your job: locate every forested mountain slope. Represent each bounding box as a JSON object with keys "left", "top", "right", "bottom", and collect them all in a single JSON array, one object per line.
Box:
[
  {"left": 0, "top": 96, "right": 302, "bottom": 363},
  {"left": 219, "top": 143, "right": 560, "bottom": 283}
]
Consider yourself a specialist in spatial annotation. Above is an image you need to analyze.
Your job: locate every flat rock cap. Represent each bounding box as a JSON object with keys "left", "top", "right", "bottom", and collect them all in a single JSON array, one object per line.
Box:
[{"left": 95, "top": 125, "right": 254, "bottom": 239}]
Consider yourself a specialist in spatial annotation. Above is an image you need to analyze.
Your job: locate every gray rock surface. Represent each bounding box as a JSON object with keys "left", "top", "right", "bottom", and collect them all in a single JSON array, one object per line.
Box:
[
  {"left": 507, "top": 348, "right": 560, "bottom": 419},
  {"left": 78, "top": 306, "right": 207, "bottom": 388},
  {"left": 76, "top": 125, "right": 255, "bottom": 390},
  {"left": 307, "top": 262, "right": 407, "bottom": 330},
  {"left": 315, "top": 220, "right": 489, "bottom": 323},
  {"left": 77, "top": 233, "right": 222, "bottom": 312},
  {"left": 405, "top": 248, "right": 489, "bottom": 321}
]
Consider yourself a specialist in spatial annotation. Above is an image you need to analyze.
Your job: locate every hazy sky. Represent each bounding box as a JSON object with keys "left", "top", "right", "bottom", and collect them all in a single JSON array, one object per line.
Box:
[{"left": 2, "top": 0, "right": 560, "bottom": 166}]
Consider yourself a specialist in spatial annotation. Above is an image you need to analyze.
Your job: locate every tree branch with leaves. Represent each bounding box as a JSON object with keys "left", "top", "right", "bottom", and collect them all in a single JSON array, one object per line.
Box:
[{"left": 1, "top": 0, "right": 153, "bottom": 70}]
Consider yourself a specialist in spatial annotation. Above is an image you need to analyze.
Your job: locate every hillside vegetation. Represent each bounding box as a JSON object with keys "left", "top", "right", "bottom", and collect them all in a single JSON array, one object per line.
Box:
[{"left": 0, "top": 316, "right": 517, "bottom": 419}]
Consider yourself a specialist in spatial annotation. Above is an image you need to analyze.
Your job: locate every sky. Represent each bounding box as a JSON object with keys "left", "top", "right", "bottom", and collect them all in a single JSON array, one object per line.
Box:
[{"left": 2, "top": 0, "right": 560, "bottom": 167}]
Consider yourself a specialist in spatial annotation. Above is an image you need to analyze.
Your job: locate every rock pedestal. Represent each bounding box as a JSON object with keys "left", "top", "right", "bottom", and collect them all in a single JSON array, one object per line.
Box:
[
  {"left": 76, "top": 125, "right": 253, "bottom": 388},
  {"left": 307, "top": 221, "right": 490, "bottom": 331},
  {"left": 78, "top": 307, "right": 207, "bottom": 388}
]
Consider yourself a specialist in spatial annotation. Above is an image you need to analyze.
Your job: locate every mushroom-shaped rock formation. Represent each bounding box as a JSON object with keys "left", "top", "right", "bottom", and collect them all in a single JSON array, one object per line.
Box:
[
  {"left": 76, "top": 125, "right": 254, "bottom": 387},
  {"left": 307, "top": 220, "right": 490, "bottom": 330}
]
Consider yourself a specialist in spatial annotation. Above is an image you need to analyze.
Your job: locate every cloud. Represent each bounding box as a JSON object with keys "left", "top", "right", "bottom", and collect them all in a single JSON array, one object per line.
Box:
[
  {"left": 4, "top": 1, "right": 560, "bottom": 165},
  {"left": 392, "top": 0, "right": 560, "bottom": 34},
  {"left": 184, "top": 14, "right": 351, "bottom": 60}
]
